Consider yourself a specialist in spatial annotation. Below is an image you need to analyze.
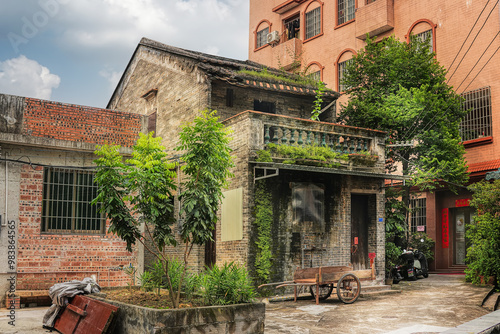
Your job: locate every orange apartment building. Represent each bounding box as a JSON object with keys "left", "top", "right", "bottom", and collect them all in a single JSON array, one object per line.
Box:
[{"left": 249, "top": 0, "right": 500, "bottom": 272}]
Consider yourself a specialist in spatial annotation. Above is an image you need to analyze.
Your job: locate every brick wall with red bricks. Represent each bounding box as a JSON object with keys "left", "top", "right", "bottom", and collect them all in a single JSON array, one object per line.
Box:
[
  {"left": 14, "top": 99, "right": 146, "bottom": 291},
  {"left": 16, "top": 165, "right": 137, "bottom": 290},
  {"left": 23, "top": 98, "right": 146, "bottom": 147}
]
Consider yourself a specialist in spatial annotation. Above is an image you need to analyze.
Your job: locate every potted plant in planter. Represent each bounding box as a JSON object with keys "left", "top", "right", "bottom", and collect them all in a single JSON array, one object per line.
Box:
[{"left": 92, "top": 110, "right": 265, "bottom": 333}]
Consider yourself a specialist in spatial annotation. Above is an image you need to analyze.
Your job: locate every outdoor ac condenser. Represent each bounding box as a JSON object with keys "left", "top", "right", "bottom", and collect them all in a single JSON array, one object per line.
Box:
[{"left": 267, "top": 31, "right": 280, "bottom": 44}]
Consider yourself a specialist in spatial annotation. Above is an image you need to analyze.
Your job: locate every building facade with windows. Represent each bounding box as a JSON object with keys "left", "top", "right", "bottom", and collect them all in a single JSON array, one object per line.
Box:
[
  {"left": 0, "top": 93, "right": 148, "bottom": 305},
  {"left": 249, "top": 0, "right": 500, "bottom": 272},
  {"left": 107, "top": 37, "right": 396, "bottom": 284}
]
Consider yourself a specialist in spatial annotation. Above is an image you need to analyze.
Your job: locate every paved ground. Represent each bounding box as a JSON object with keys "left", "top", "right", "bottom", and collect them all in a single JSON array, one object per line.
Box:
[
  {"left": 264, "top": 274, "right": 492, "bottom": 334},
  {"left": 0, "top": 274, "right": 493, "bottom": 333}
]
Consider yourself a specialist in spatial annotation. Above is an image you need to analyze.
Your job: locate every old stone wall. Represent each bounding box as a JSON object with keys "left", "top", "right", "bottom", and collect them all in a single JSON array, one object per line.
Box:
[
  {"left": 210, "top": 80, "right": 328, "bottom": 122},
  {"left": 222, "top": 112, "right": 386, "bottom": 283},
  {"left": 107, "top": 46, "right": 211, "bottom": 153}
]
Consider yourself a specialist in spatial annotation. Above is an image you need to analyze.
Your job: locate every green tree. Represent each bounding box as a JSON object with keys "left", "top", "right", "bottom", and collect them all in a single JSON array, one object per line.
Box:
[
  {"left": 338, "top": 35, "right": 468, "bottom": 242},
  {"left": 175, "top": 109, "right": 234, "bottom": 306},
  {"left": 465, "top": 180, "right": 500, "bottom": 287},
  {"left": 93, "top": 132, "right": 179, "bottom": 305}
]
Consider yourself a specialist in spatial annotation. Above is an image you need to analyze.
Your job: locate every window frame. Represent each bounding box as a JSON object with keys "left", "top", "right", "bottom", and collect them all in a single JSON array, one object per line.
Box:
[
  {"left": 292, "top": 182, "right": 325, "bottom": 229},
  {"left": 283, "top": 13, "right": 301, "bottom": 41},
  {"left": 336, "top": 0, "right": 356, "bottom": 28},
  {"left": 41, "top": 167, "right": 104, "bottom": 235},
  {"left": 460, "top": 86, "right": 492, "bottom": 144},
  {"left": 306, "top": 61, "right": 324, "bottom": 82},
  {"left": 405, "top": 19, "right": 437, "bottom": 55},
  {"left": 254, "top": 19, "right": 272, "bottom": 51},
  {"left": 335, "top": 49, "right": 356, "bottom": 92},
  {"left": 410, "top": 198, "right": 427, "bottom": 233},
  {"left": 303, "top": 1, "right": 323, "bottom": 42}
]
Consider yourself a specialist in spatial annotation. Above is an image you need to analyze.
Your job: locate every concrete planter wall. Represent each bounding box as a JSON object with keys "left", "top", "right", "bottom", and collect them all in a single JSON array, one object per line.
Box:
[{"left": 89, "top": 295, "right": 265, "bottom": 334}]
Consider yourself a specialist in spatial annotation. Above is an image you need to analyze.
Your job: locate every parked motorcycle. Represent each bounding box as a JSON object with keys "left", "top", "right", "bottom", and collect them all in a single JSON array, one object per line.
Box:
[{"left": 391, "top": 248, "right": 429, "bottom": 284}]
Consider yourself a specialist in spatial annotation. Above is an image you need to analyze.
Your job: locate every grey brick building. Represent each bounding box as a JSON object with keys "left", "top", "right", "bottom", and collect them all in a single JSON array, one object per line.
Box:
[{"left": 108, "top": 37, "right": 394, "bottom": 283}]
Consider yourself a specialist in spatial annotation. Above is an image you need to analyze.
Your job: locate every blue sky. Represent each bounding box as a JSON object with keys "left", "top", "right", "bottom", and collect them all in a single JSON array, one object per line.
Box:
[{"left": 0, "top": 0, "right": 249, "bottom": 108}]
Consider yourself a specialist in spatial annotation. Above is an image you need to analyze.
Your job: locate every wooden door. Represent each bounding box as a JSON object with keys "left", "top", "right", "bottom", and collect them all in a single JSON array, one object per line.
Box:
[{"left": 351, "top": 194, "right": 369, "bottom": 270}]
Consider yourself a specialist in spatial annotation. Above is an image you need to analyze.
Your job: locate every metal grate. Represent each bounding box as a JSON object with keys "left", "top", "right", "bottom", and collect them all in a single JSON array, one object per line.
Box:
[
  {"left": 410, "top": 198, "right": 426, "bottom": 233},
  {"left": 338, "top": 59, "right": 353, "bottom": 92},
  {"left": 42, "top": 167, "right": 103, "bottom": 234},
  {"left": 460, "top": 86, "right": 492, "bottom": 141},
  {"left": 338, "top": 0, "right": 355, "bottom": 25},
  {"left": 415, "top": 29, "right": 433, "bottom": 53},
  {"left": 305, "top": 7, "right": 321, "bottom": 39},
  {"left": 256, "top": 27, "right": 269, "bottom": 48}
]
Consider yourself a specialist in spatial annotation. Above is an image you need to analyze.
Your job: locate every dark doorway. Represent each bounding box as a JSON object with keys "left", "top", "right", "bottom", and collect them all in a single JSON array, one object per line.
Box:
[
  {"left": 253, "top": 100, "right": 276, "bottom": 114},
  {"left": 351, "top": 194, "right": 369, "bottom": 270}
]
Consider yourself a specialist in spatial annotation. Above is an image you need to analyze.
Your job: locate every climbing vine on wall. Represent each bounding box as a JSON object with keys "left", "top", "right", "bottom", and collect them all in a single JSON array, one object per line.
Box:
[{"left": 253, "top": 180, "right": 273, "bottom": 284}]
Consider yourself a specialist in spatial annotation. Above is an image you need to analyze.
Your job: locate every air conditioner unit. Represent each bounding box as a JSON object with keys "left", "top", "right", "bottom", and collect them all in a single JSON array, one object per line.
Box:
[{"left": 267, "top": 31, "right": 280, "bottom": 44}]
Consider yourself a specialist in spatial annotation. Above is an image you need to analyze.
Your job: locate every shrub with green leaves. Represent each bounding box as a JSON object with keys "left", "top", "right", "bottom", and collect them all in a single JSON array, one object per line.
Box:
[
  {"left": 200, "top": 262, "right": 256, "bottom": 306},
  {"left": 465, "top": 180, "right": 500, "bottom": 287},
  {"left": 408, "top": 232, "right": 435, "bottom": 262},
  {"left": 253, "top": 180, "right": 273, "bottom": 285}
]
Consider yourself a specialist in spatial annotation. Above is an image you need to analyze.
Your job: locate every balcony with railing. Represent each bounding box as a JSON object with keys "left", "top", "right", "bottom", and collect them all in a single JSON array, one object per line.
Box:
[
  {"left": 355, "top": 0, "right": 394, "bottom": 40},
  {"left": 223, "top": 111, "right": 387, "bottom": 177}
]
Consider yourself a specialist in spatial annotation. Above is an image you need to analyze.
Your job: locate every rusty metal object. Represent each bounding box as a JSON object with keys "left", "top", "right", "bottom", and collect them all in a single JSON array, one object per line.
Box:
[{"left": 54, "top": 295, "right": 118, "bottom": 334}]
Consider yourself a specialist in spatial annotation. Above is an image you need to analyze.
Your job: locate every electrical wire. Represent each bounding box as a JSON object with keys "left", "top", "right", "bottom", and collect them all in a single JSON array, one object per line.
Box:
[
  {"left": 454, "top": 31, "right": 500, "bottom": 92},
  {"left": 446, "top": 0, "right": 492, "bottom": 74},
  {"left": 447, "top": 0, "right": 499, "bottom": 83}
]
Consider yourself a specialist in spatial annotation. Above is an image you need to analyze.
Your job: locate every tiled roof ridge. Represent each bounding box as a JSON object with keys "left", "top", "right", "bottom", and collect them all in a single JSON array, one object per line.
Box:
[{"left": 139, "top": 37, "right": 339, "bottom": 98}]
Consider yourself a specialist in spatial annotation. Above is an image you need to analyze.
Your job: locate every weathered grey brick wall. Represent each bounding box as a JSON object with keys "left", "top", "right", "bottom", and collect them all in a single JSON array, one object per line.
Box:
[
  {"left": 222, "top": 112, "right": 386, "bottom": 283},
  {"left": 210, "top": 80, "right": 334, "bottom": 122}
]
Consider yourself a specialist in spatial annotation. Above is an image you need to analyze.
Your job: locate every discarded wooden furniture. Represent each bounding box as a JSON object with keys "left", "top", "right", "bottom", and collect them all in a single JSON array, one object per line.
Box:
[
  {"left": 259, "top": 264, "right": 374, "bottom": 305},
  {"left": 54, "top": 295, "right": 118, "bottom": 334}
]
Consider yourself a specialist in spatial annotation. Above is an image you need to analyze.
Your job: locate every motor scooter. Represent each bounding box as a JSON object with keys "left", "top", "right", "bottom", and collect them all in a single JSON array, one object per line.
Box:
[{"left": 391, "top": 248, "right": 429, "bottom": 283}]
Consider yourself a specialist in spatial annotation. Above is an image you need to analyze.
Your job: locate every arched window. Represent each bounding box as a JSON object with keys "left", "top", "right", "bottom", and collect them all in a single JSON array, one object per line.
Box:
[
  {"left": 335, "top": 49, "right": 356, "bottom": 92},
  {"left": 406, "top": 19, "right": 437, "bottom": 54},
  {"left": 337, "top": 0, "right": 355, "bottom": 26},
  {"left": 254, "top": 20, "right": 272, "bottom": 50},
  {"left": 305, "top": 61, "right": 324, "bottom": 81},
  {"left": 304, "top": 0, "right": 323, "bottom": 41}
]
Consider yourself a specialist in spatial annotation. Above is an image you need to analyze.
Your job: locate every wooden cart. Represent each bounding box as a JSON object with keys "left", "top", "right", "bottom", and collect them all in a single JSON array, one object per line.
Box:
[{"left": 259, "top": 264, "right": 375, "bottom": 305}]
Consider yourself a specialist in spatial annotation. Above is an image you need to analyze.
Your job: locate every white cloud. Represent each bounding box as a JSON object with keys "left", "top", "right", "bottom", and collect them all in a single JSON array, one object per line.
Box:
[
  {"left": 54, "top": 0, "right": 248, "bottom": 60},
  {"left": 0, "top": 55, "right": 60, "bottom": 99},
  {"left": 99, "top": 68, "right": 122, "bottom": 89}
]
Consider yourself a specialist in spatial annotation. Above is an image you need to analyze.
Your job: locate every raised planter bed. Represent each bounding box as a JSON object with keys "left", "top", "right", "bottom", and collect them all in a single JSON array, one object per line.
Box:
[{"left": 89, "top": 294, "right": 265, "bottom": 334}]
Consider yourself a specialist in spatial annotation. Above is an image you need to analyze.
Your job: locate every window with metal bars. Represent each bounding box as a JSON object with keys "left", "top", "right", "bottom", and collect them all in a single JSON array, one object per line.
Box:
[
  {"left": 337, "top": 0, "right": 355, "bottom": 25},
  {"left": 308, "top": 70, "right": 321, "bottom": 82},
  {"left": 414, "top": 29, "right": 433, "bottom": 53},
  {"left": 410, "top": 198, "right": 426, "bottom": 233},
  {"left": 460, "top": 86, "right": 492, "bottom": 142},
  {"left": 256, "top": 27, "right": 269, "bottom": 49},
  {"left": 338, "top": 58, "right": 353, "bottom": 92},
  {"left": 305, "top": 7, "right": 321, "bottom": 40},
  {"left": 42, "top": 167, "right": 104, "bottom": 234}
]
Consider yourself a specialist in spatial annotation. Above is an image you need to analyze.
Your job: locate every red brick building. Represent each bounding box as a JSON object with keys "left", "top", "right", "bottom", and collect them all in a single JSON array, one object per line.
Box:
[
  {"left": 0, "top": 93, "right": 148, "bottom": 306},
  {"left": 249, "top": 0, "right": 500, "bottom": 272}
]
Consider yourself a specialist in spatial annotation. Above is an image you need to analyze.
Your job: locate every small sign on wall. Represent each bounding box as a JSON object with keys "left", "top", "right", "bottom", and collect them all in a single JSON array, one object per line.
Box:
[
  {"left": 455, "top": 199, "right": 470, "bottom": 207},
  {"left": 417, "top": 225, "right": 425, "bottom": 232},
  {"left": 442, "top": 208, "right": 449, "bottom": 248}
]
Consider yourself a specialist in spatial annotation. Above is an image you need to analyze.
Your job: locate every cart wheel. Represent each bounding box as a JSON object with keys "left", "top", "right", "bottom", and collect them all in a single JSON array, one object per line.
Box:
[
  {"left": 309, "top": 284, "right": 334, "bottom": 301},
  {"left": 336, "top": 273, "right": 361, "bottom": 304}
]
